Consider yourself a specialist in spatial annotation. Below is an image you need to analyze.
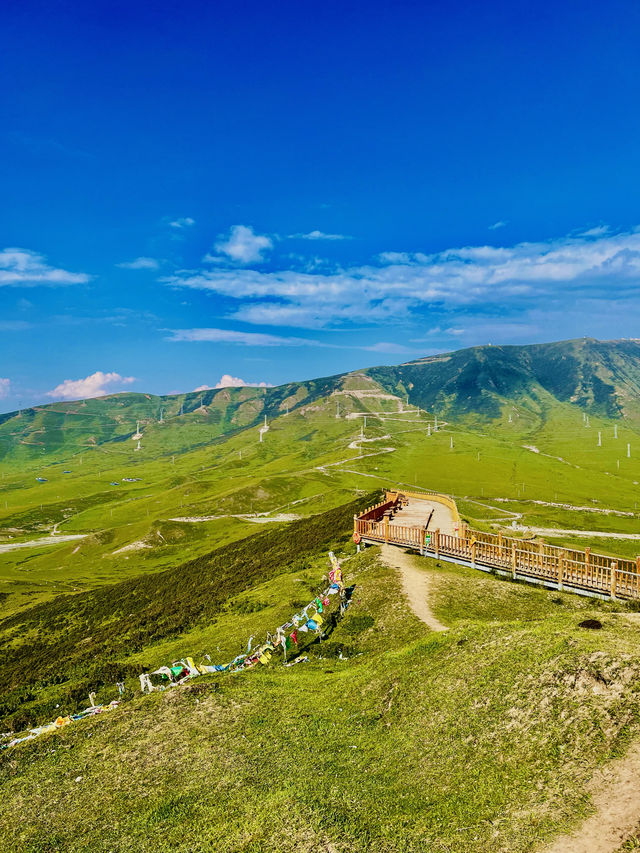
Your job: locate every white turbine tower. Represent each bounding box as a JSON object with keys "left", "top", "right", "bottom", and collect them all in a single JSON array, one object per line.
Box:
[{"left": 259, "top": 414, "right": 269, "bottom": 442}]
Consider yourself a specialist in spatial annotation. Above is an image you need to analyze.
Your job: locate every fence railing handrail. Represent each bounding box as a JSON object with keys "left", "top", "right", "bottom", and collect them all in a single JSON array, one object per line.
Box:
[{"left": 354, "top": 491, "right": 639, "bottom": 600}]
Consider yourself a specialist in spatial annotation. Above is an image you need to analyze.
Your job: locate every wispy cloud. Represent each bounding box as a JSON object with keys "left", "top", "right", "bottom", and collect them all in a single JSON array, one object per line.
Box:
[
  {"left": 169, "top": 217, "right": 195, "bottom": 229},
  {"left": 0, "top": 320, "right": 32, "bottom": 331},
  {"left": 0, "top": 249, "right": 90, "bottom": 287},
  {"left": 117, "top": 257, "right": 160, "bottom": 270},
  {"left": 163, "top": 225, "right": 640, "bottom": 331},
  {"left": 206, "top": 225, "right": 273, "bottom": 265},
  {"left": 0, "top": 378, "right": 10, "bottom": 398},
  {"left": 488, "top": 220, "right": 508, "bottom": 230},
  {"left": 47, "top": 371, "right": 136, "bottom": 401},
  {"left": 362, "top": 342, "right": 413, "bottom": 354},
  {"left": 578, "top": 225, "right": 610, "bottom": 237},
  {"left": 167, "top": 327, "right": 315, "bottom": 346},
  {"left": 289, "top": 230, "right": 350, "bottom": 241}
]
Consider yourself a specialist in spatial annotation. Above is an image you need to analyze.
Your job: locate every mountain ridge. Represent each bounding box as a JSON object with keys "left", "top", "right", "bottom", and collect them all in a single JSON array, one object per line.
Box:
[{"left": 3, "top": 338, "right": 640, "bottom": 466}]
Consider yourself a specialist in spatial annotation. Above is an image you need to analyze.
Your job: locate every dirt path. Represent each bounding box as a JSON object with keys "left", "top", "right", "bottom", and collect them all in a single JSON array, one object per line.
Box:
[
  {"left": 379, "top": 544, "right": 447, "bottom": 632},
  {"left": 0, "top": 534, "right": 86, "bottom": 553},
  {"left": 541, "top": 740, "right": 640, "bottom": 853},
  {"left": 515, "top": 525, "right": 640, "bottom": 540}
]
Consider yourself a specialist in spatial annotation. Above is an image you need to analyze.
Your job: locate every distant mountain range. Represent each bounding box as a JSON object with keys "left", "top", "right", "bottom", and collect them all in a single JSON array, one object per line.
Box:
[{"left": 2, "top": 338, "right": 640, "bottom": 463}]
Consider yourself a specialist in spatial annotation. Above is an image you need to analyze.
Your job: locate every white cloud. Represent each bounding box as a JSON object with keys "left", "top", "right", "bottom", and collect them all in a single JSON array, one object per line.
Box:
[
  {"left": 167, "top": 327, "right": 315, "bottom": 347},
  {"left": 208, "top": 225, "right": 273, "bottom": 265},
  {"left": 169, "top": 217, "right": 195, "bottom": 229},
  {"left": 215, "top": 374, "right": 272, "bottom": 388},
  {"left": 163, "top": 225, "right": 640, "bottom": 330},
  {"left": 47, "top": 371, "right": 136, "bottom": 401},
  {"left": 579, "top": 225, "right": 610, "bottom": 237},
  {"left": 0, "top": 378, "right": 10, "bottom": 398},
  {"left": 0, "top": 321, "right": 31, "bottom": 331},
  {"left": 290, "top": 230, "right": 349, "bottom": 241},
  {"left": 0, "top": 249, "right": 90, "bottom": 287},
  {"left": 117, "top": 257, "right": 160, "bottom": 270},
  {"left": 194, "top": 375, "right": 272, "bottom": 390},
  {"left": 488, "top": 220, "right": 508, "bottom": 230}
]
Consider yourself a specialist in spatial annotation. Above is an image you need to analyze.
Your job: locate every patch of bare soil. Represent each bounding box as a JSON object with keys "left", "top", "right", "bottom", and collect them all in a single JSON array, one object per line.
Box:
[
  {"left": 541, "top": 740, "right": 640, "bottom": 853},
  {"left": 379, "top": 544, "right": 447, "bottom": 632}
]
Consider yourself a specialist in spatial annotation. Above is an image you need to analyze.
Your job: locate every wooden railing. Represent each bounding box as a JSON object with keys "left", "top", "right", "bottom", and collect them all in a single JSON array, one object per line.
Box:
[
  {"left": 357, "top": 496, "right": 399, "bottom": 521},
  {"left": 354, "top": 491, "right": 640, "bottom": 600},
  {"left": 386, "top": 488, "right": 463, "bottom": 531}
]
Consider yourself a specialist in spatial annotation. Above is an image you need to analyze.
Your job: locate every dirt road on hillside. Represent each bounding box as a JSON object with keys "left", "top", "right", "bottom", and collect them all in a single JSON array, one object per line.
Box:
[
  {"left": 540, "top": 739, "right": 640, "bottom": 853},
  {"left": 379, "top": 544, "right": 447, "bottom": 632},
  {"left": 0, "top": 534, "right": 86, "bottom": 553}
]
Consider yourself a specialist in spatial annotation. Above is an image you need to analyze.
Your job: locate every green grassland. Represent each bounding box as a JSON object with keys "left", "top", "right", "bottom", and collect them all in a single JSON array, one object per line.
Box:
[
  {"left": 2, "top": 343, "right": 640, "bottom": 849},
  {"left": 2, "top": 370, "right": 640, "bottom": 615},
  {"left": 2, "top": 547, "right": 640, "bottom": 852}
]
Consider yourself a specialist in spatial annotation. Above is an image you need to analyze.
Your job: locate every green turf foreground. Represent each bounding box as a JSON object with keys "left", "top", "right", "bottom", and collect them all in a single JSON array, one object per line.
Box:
[{"left": 2, "top": 544, "right": 640, "bottom": 852}]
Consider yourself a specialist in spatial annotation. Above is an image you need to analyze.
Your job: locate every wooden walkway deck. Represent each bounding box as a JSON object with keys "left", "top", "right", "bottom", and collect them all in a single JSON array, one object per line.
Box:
[
  {"left": 355, "top": 489, "right": 640, "bottom": 601},
  {"left": 389, "top": 497, "right": 456, "bottom": 537}
]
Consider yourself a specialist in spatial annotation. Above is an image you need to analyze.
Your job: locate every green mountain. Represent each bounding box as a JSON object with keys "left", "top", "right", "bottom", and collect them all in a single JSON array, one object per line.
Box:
[
  {"left": 3, "top": 338, "right": 640, "bottom": 850},
  {"left": 0, "top": 374, "right": 345, "bottom": 467},
  {"left": 3, "top": 338, "right": 640, "bottom": 472},
  {"left": 369, "top": 337, "right": 640, "bottom": 420}
]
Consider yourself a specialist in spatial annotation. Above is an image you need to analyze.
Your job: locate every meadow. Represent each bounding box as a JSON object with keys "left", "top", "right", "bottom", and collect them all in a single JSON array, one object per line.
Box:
[
  {"left": 2, "top": 369, "right": 640, "bottom": 850},
  {"left": 2, "top": 545, "right": 639, "bottom": 852}
]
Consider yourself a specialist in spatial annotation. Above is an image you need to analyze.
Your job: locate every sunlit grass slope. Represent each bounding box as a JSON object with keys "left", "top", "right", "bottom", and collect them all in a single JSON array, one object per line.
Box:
[
  {"left": 2, "top": 362, "right": 640, "bottom": 620},
  {"left": 0, "top": 497, "right": 369, "bottom": 731},
  {"left": 2, "top": 547, "right": 640, "bottom": 853}
]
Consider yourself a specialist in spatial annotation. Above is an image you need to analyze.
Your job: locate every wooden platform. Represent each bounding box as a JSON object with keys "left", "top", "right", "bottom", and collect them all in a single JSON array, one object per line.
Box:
[{"left": 390, "top": 498, "right": 457, "bottom": 536}]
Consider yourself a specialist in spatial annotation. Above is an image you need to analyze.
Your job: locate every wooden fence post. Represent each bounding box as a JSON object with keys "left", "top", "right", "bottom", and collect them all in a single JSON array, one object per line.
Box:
[
  {"left": 384, "top": 514, "right": 389, "bottom": 544},
  {"left": 558, "top": 551, "right": 564, "bottom": 591},
  {"left": 470, "top": 537, "right": 476, "bottom": 568},
  {"left": 636, "top": 556, "right": 640, "bottom": 599},
  {"left": 434, "top": 529, "right": 440, "bottom": 558},
  {"left": 511, "top": 542, "right": 517, "bottom": 579},
  {"left": 611, "top": 562, "right": 617, "bottom": 599}
]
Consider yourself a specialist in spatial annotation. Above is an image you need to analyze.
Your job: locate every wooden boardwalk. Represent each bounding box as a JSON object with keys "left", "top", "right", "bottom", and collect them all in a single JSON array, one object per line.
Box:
[
  {"left": 389, "top": 497, "right": 457, "bottom": 537},
  {"left": 355, "top": 489, "right": 640, "bottom": 601}
]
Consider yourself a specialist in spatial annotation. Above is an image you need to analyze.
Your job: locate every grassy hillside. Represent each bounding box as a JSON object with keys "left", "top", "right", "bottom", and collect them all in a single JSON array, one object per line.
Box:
[
  {"left": 3, "top": 340, "right": 640, "bottom": 849},
  {"left": 2, "top": 546, "right": 640, "bottom": 852},
  {"left": 0, "top": 375, "right": 345, "bottom": 471},
  {"left": 368, "top": 338, "right": 640, "bottom": 422},
  {"left": 0, "top": 497, "right": 370, "bottom": 731}
]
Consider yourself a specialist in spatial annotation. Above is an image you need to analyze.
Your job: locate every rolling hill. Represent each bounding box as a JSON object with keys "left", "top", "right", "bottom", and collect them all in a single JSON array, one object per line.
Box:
[
  {"left": 370, "top": 337, "right": 640, "bottom": 421},
  {"left": 3, "top": 338, "right": 640, "bottom": 475},
  {"left": 3, "top": 338, "right": 640, "bottom": 850}
]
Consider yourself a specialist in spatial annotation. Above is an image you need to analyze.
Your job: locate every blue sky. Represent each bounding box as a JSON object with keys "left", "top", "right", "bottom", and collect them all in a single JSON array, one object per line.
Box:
[{"left": 2, "top": 0, "right": 640, "bottom": 410}]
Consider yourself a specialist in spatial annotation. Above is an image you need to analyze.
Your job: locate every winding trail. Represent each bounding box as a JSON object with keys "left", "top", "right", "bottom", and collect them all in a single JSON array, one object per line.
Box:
[
  {"left": 513, "top": 525, "right": 640, "bottom": 540},
  {"left": 0, "top": 534, "right": 86, "bottom": 553},
  {"left": 540, "top": 740, "right": 640, "bottom": 853},
  {"left": 379, "top": 544, "right": 447, "bottom": 632}
]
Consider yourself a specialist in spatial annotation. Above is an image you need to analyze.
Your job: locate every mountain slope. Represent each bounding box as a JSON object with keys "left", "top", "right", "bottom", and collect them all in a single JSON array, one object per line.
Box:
[
  {"left": 3, "top": 339, "right": 640, "bottom": 470},
  {"left": 368, "top": 338, "right": 640, "bottom": 421},
  {"left": 0, "top": 374, "right": 346, "bottom": 468}
]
